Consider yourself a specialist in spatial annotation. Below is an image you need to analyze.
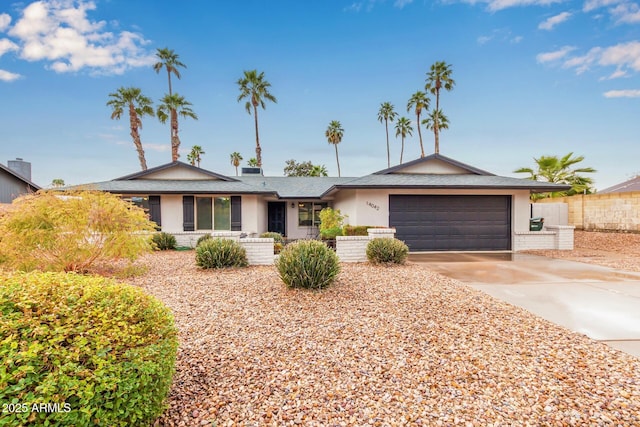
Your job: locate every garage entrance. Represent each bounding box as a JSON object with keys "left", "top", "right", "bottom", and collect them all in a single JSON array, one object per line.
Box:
[{"left": 389, "top": 195, "right": 511, "bottom": 251}]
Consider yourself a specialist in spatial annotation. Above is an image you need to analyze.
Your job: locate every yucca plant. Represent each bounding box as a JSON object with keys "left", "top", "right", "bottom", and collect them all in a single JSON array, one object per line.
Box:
[
  {"left": 275, "top": 239, "right": 340, "bottom": 290},
  {"left": 195, "top": 238, "right": 248, "bottom": 269},
  {"left": 366, "top": 238, "right": 409, "bottom": 265}
]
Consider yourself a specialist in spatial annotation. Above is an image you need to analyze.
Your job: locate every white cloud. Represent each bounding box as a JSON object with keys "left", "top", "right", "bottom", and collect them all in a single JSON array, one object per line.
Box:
[
  {"left": 511, "top": 35, "right": 523, "bottom": 43},
  {"left": 6, "top": 0, "right": 154, "bottom": 75},
  {"left": 536, "top": 45, "right": 576, "bottom": 63},
  {"left": 460, "top": 0, "right": 565, "bottom": 12},
  {"left": 145, "top": 143, "right": 171, "bottom": 152},
  {"left": 0, "top": 38, "right": 19, "bottom": 56},
  {"left": 477, "top": 35, "right": 493, "bottom": 44},
  {"left": 538, "top": 11, "right": 572, "bottom": 30},
  {"left": 603, "top": 89, "right": 640, "bottom": 97},
  {"left": 0, "top": 13, "right": 11, "bottom": 31},
  {"left": 477, "top": 28, "right": 522, "bottom": 45},
  {"left": 610, "top": 2, "right": 640, "bottom": 23},
  {"left": 0, "top": 69, "right": 22, "bottom": 81},
  {"left": 583, "top": 0, "right": 621, "bottom": 12}
]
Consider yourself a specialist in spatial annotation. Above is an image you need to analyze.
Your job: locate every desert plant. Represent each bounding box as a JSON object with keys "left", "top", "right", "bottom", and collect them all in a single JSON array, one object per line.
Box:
[
  {"left": 196, "top": 233, "right": 213, "bottom": 246},
  {"left": 343, "top": 225, "right": 373, "bottom": 236},
  {"left": 274, "top": 242, "right": 284, "bottom": 254},
  {"left": 195, "top": 238, "right": 248, "bottom": 268},
  {"left": 0, "top": 190, "right": 156, "bottom": 273},
  {"left": 260, "top": 231, "right": 284, "bottom": 243},
  {"left": 319, "top": 207, "right": 346, "bottom": 239},
  {"left": 152, "top": 232, "right": 177, "bottom": 250},
  {"left": 0, "top": 271, "right": 178, "bottom": 427},
  {"left": 366, "top": 238, "right": 409, "bottom": 265},
  {"left": 275, "top": 239, "right": 341, "bottom": 290}
]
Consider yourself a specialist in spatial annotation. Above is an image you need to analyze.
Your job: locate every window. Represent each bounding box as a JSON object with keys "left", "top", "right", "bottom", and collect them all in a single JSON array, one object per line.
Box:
[
  {"left": 196, "top": 196, "right": 231, "bottom": 231},
  {"left": 298, "top": 202, "right": 328, "bottom": 226}
]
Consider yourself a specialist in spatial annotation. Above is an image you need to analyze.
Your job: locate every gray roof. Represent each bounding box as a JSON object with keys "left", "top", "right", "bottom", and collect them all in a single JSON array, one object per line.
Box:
[
  {"left": 116, "top": 161, "right": 238, "bottom": 181},
  {"left": 238, "top": 176, "right": 355, "bottom": 198},
  {"left": 324, "top": 174, "right": 570, "bottom": 195},
  {"left": 69, "top": 180, "right": 276, "bottom": 195},
  {"left": 599, "top": 176, "right": 640, "bottom": 194}
]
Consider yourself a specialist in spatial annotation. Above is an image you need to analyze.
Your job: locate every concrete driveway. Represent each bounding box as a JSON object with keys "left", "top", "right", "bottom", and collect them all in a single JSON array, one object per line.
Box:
[{"left": 410, "top": 253, "right": 640, "bottom": 358}]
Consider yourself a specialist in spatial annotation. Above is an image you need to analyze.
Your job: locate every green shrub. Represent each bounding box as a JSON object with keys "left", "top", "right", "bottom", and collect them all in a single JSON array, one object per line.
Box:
[
  {"left": 343, "top": 225, "right": 372, "bottom": 236},
  {"left": 275, "top": 240, "right": 341, "bottom": 290},
  {"left": 0, "top": 271, "right": 178, "bottom": 427},
  {"left": 151, "top": 232, "right": 177, "bottom": 250},
  {"left": 260, "top": 232, "right": 284, "bottom": 244},
  {"left": 366, "top": 238, "right": 409, "bottom": 265},
  {"left": 319, "top": 226, "right": 343, "bottom": 240},
  {"left": 319, "top": 207, "right": 346, "bottom": 238},
  {"left": 195, "top": 238, "right": 248, "bottom": 269},
  {"left": 196, "top": 234, "right": 213, "bottom": 247}
]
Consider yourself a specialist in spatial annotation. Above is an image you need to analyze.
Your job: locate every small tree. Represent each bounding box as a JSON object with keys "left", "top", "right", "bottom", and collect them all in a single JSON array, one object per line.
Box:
[
  {"left": 51, "top": 178, "right": 65, "bottom": 187},
  {"left": 0, "top": 190, "right": 157, "bottom": 272},
  {"left": 284, "top": 159, "right": 329, "bottom": 176},
  {"left": 318, "top": 207, "right": 346, "bottom": 239},
  {"left": 247, "top": 158, "right": 259, "bottom": 167},
  {"left": 230, "top": 152, "right": 243, "bottom": 176}
]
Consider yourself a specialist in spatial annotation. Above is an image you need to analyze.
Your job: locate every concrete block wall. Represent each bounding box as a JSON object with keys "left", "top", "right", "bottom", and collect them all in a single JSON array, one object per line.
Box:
[
  {"left": 546, "top": 225, "right": 575, "bottom": 250},
  {"left": 241, "top": 238, "right": 275, "bottom": 265},
  {"left": 537, "top": 192, "right": 640, "bottom": 231},
  {"left": 172, "top": 232, "right": 211, "bottom": 248},
  {"left": 336, "top": 236, "right": 369, "bottom": 262},
  {"left": 513, "top": 231, "right": 556, "bottom": 251}
]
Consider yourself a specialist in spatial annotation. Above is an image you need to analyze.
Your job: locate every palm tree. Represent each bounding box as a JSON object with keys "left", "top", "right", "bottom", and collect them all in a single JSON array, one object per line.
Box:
[
  {"left": 310, "top": 164, "right": 329, "bottom": 177},
  {"left": 157, "top": 93, "right": 198, "bottom": 162},
  {"left": 230, "top": 152, "right": 243, "bottom": 176},
  {"left": 407, "top": 91, "right": 430, "bottom": 158},
  {"left": 325, "top": 120, "right": 344, "bottom": 177},
  {"left": 422, "top": 109, "right": 450, "bottom": 147},
  {"left": 378, "top": 102, "right": 398, "bottom": 168},
  {"left": 247, "top": 158, "right": 259, "bottom": 167},
  {"left": 107, "top": 86, "right": 154, "bottom": 170},
  {"left": 187, "top": 145, "right": 205, "bottom": 167},
  {"left": 153, "top": 47, "right": 186, "bottom": 96},
  {"left": 514, "top": 152, "right": 596, "bottom": 200},
  {"left": 236, "top": 70, "right": 277, "bottom": 168},
  {"left": 395, "top": 117, "right": 413, "bottom": 165},
  {"left": 51, "top": 178, "right": 65, "bottom": 187},
  {"left": 425, "top": 61, "right": 455, "bottom": 154}
]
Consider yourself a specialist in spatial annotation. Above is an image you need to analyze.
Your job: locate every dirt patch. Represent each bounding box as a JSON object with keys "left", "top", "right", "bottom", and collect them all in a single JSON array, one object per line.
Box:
[
  {"left": 123, "top": 251, "right": 640, "bottom": 426},
  {"left": 525, "top": 230, "right": 640, "bottom": 272}
]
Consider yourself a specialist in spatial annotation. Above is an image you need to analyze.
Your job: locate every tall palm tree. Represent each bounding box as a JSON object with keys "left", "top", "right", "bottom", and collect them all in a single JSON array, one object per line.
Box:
[
  {"left": 325, "top": 120, "right": 344, "bottom": 177},
  {"left": 153, "top": 47, "right": 186, "bottom": 96},
  {"left": 395, "top": 117, "right": 413, "bottom": 165},
  {"left": 107, "top": 86, "right": 154, "bottom": 170},
  {"left": 157, "top": 93, "right": 198, "bottom": 162},
  {"left": 187, "top": 145, "right": 205, "bottom": 167},
  {"left": 425, "top": 61, "right": 455, "bottom": 154},
  {"left": 378, "top": 102, "right": 398, "bottom": 168},
  {"left": 422, "top": 109, "right": 450, "bottom": 146},
  {"left": 514, "top": 152, "right": 596, "bottom": 200},
  {"left": 230, "top": 152, "right": 243, "bottom": 176},
  {"left": 407, "top": 91, "right": 429, "bottom": 158},
  {"left": 236, "top": 70, "right": 277, "bottom": 168}
]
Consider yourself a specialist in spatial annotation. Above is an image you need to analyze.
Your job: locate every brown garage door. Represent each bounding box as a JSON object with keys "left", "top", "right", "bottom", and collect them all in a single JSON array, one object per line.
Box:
[{"left": 389, "top": 195, "right": 511, "bottom": 251}]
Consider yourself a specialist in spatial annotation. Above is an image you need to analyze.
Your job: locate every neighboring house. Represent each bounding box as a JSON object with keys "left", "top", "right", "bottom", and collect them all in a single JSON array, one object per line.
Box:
[
  {"left": 75, "top": 154, "right": 568, "bottom": 252},
  {"left": 599, "top": 176, "right": 640, "bottom": 194},
  {"left": 0, "top": 158, "right": 40, "bottom": 204}
]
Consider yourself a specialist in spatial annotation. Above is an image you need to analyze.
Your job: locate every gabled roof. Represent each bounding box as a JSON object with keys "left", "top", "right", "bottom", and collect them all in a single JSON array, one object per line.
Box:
[
  {"left": 0, "top": 163, "right": 41, "bottom": 191},
  {"left": 68, "top": 180, "right": 275, "bottom": 195},
  {"left": 116, "top": 161, "right": 238, "bottom": 181},
  {"left": 373, "top": 153, "right": 494, "bottom": 176},
  {"left": 599, "top": 176, "right": 640, "bottom": 194},
  {"left": 238, "top": 176, "right": 356, "bottom": 198}
]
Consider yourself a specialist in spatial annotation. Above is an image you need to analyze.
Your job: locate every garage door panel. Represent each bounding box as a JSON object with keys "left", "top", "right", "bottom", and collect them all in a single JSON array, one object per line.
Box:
[{"left": 389, "top": 195, "right": 511, "bottom": 251}]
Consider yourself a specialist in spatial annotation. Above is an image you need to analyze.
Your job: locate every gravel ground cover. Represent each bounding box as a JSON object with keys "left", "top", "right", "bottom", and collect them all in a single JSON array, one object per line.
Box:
[
  {"left": 525, "top": 230, "right": 640, "bottom": 272},
  {"left": 124, "top": 251, "right": 640, "bottom": 426}
]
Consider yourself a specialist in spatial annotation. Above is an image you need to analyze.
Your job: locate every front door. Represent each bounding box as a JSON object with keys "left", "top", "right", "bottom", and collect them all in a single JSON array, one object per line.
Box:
[{"left": 268, "top": 202, "right": 286, "bottom": 236}]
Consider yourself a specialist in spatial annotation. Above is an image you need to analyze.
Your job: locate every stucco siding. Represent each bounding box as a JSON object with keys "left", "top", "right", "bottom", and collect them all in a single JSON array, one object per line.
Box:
[
  {"left": 143, "top": 168, "right": 221, "bottom": 180},
  {"left": 392, "top": 159, "right": 470, "bottom": 174}
]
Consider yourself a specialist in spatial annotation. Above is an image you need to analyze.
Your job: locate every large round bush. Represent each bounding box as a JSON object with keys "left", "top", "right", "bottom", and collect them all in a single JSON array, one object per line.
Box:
[
  {"left": 195, "top": 238, "right": 248, "bottom": 268},
  {"left": 0, "top": 272, "right": 178, "bottom": 427},
  {"left": 366, "top": 237, "right": 409, "bottom": 265},
  {"left": 275, "top": 239, "right": 341, "bottom": 290}
]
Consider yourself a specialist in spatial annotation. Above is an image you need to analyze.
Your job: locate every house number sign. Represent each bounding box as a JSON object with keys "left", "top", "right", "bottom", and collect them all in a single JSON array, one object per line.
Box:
[{"left": 366, "top": 201, "right": 380, "bottom": 211}]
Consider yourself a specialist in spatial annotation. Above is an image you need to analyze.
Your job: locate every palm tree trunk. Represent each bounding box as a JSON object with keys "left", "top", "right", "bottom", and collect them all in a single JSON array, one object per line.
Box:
[
  {"left": 171, "top": 109, "right": 180, "bottom": 162},
  {"left": 129, "top": 104, "right": 147, "bottom": 170},
  {"left": 253, "top": 105, "right": 262, "bottom": 168},
  {"left": 434, "top": 91, "right": 440, "bottom": 154},
  {"left": 334, "top": 144, "right": 341, "bottom": 177},
  {"left": 400, "top": 137, "right": 404, "bottom": 165},
  {"left": 416, "top": 112, "right": 424, "bottom": 157},
  {"left": 235, "top": 166, "right": 238, "bottom": 176},
  {"left": 385, "top": 119, "right": 390, "bottom": 168},
  {"left": 167, "top": 72, "right": 172, "bottom": 96}
]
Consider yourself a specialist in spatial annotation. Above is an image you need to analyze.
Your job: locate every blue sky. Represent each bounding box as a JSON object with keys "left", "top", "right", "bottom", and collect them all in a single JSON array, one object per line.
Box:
[{"left": 1, "top": 0, "right": 639, "bottom": 190}]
